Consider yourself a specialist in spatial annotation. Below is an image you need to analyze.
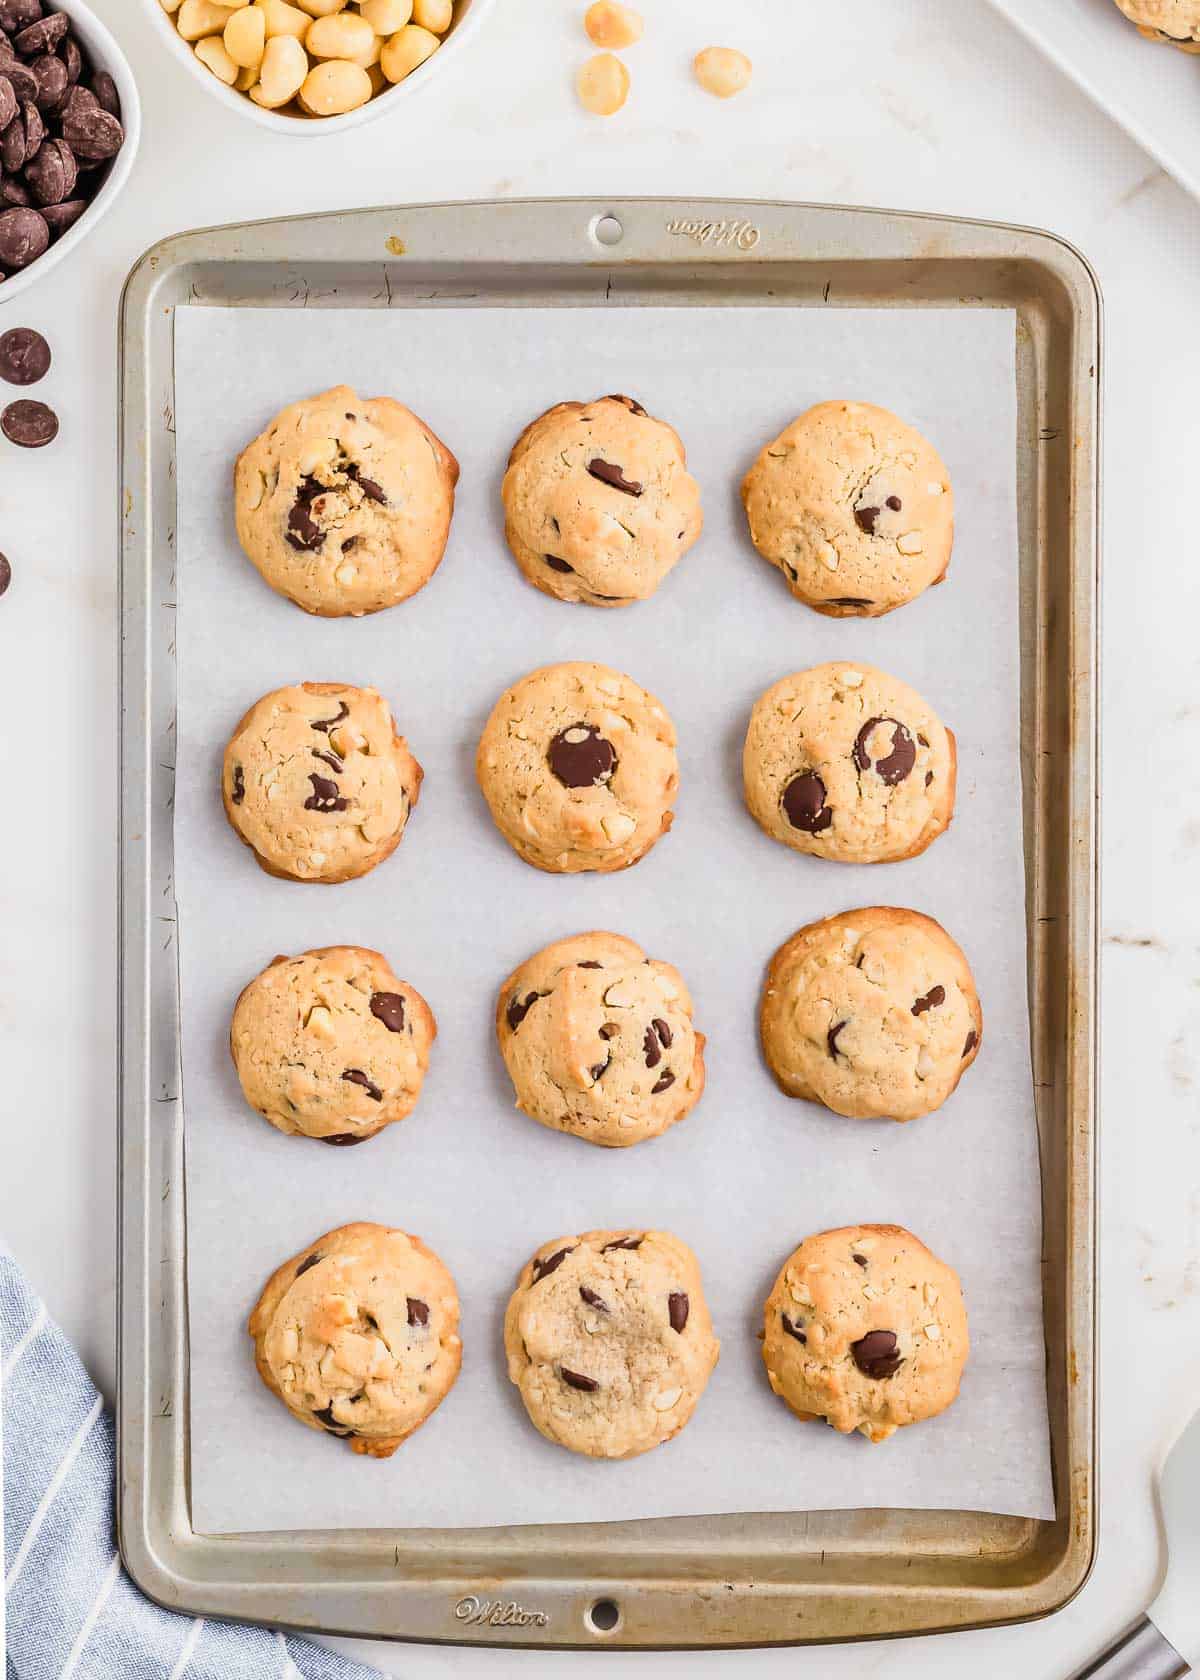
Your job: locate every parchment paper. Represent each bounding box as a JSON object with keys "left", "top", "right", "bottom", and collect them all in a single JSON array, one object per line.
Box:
[{"left": 173, "top": 303, "right": 1054, "bottom": 1533}]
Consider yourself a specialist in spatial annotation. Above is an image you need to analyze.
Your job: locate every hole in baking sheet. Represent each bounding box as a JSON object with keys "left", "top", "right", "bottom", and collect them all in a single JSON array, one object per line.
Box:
[
  {"left": 593, "top": 214, "right": 623, "bottom": 247},
  {"left": 587, "top": 1596, "right": 620, "bottom": 1633}
]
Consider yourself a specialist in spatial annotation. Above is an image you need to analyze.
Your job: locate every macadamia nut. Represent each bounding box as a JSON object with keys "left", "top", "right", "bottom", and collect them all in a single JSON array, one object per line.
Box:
[
  {"left": 576, "top": 50, "right": 628, "bottom": 115},
  {"left": 194, "top": 32, "right": 240, "bottom": 79},
  {"left": 693, "top": 45, "right": 751, "bottom": 98},
  {"left": 306, "top": 10, "right": 373, "bottom": 56},
  {"left": 299, "top": 56, "right": 372, "bottom": 110},
  {"left": 249, "top": 30, "right": 307, "bottom": 102},
  {"left": 177, "top": 0, "right": 236, "bottom": 40},
  {"left": 360, "top": 0, "right": 410, "bottom": 32},
  {"left": 380, "top": 22, "right": 438, "bottom": 79},
  {"left": 224, "top": 4, "right": 265, "bottom": 66},
  {"left": 584, "top": 1, "right": 642, "bottom": 49},
  {"left": 411, "top": 0, "right": 450, "bottom": 29},
  {"left": 255, "top": 0, "right": 309, "bottom": 38}
]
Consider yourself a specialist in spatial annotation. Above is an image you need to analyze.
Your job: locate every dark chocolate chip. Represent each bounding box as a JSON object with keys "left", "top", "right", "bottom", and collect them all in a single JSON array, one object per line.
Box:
[
  {"left": 319, "top": 1131, "right": 367, "bottom": 1146},
  {"left": 0, "top": 73, "right": 14, "bottom": 128},
  {"left": 925, "top": 770, "right": 934, "bottom": 788},
  {"left": 2, "top": 60, "right": 36, "bottom": 102},
  {"left": 30, "top": 52, "right": 66, "bottom": 110},
  {"left": 0, "top": 552, "right": 10, "bottom": 597},
  {"left": 912, "top": 985, "right": 946, "bottom": 1016},
  {"left": 0, "top": 324, "right": 47, "bottom": 384},
  {"left": 341, "top": 1068, "right": 382, "bottom": 1101},
  {"left": 0, "top": 175, "right": 30, "bottom": 207},
  {"left": 652, "top": 1018, "right": 672, "bottom": 1048},
  {"left": 782, "top": 770, "right": 833, "bottom": 834},
  {"left": 0, "top": 203, "right": 46, "bottom": 267},
  {"left": 406, "top": 1296, "right": 429, "bottom": 1326},
  {"left": 598, "top": 1022, "right": 618, "bottom": 1039},
  {"left": 588, "top": 1057, "right": 609, "bottom": 1081},
  {"left": 852, "top": 717, "right": 916, "bottom": 786},
  {"left": 781, "top": 1312, "right": 807, "bottom": 1344},
  {"left": 544, "top": 554, "right": 573, "bottom": 573},
  {"left": 0, "top": 0, "right": 41, "bottom": 32},
  {"left": 286, "top": 475, "right": 324, "bottom": 551},
  {"left": 38, "top": 196, "right": 84, "bottom": 234},
  {"left": 91, "top": 70, "right": 120, "bottom": 117},
  {"left": 310, "top": 700, "right": 349, "bottom": 733},
  {"left": 59, "top": 33, "right": 80, "bottom": 83},
  {"left": 560, "top": 1367, "right": 598, "bottom": 1391},
  {"left": 21, "top": 95, "right": 43, "bottom": 151},
  {"left": 311, "top": 1403, "right": 353, "bottom": 1436},
  {"left": 853, "top": 504, "right": 880, "bottom": 535},
  {"left": 345, "top": 461, "right": 385, "bottom": 503},
  {"left": 827, "top": 1020, "right": 847, "bottom": 1059},
  {"left": 1, "top": 113, "right": 26, "bottom": 172},
  {"left": 578, "top": 960, "right": 602, "bottom": 969},
  {"left": 602, "top": 1235, "right": 642, "bottom": 1252},
  {"left": 311, "top": 748, "right": 343, "bottom": 775},
  {"left": 303, "top": 772, "right": 348, "bottom": 813},
  {"left": 853, "top": 1253, "right": 868, "bottom": 1268},
  {"left": 828, "top": 596, "right": 873, "bottom": 608},
  {"left": 963, "top": 1029, "right": 978, "bottom": 1058},
  {"left": 850, "top": 1328, "right": 903, "bottom": 1379},
  {"left": 668, "top": 1291, "right": 689, "bottom": 1333},
  {"left": 547, "top": 722, "right": 616, "bottom": 789},
  {"left": 25, "top": 135, "right": 76, "bottom": 205},
  {"left": 14, "top": 11, "right": 66, "bottom": 52},
  {"left": 885, "top": 494, "right": 902, "bottom": 511},
  {"left": 59, "top": 86, "right": 121, "bottom": 152},
  {"left": 605, "top": 393, "right": 647, "bottom": 416},
  {"left": 586, "top": 457, "right": 642, "bottom": 496},
  {"left": 1, "top": 396, "right": 55, "bottom": 446},
  {"left": 579, "top": 1286, "right": 609, "bottom": 1312},
  {"left": 532, "top": 1245, "right": 574, "bottom": 1284},
  {"left": 651, "top": 1069, "right": 675, "bottom": 1094},
  {"left": 369, "top": 991, "right": 406, "bottom": 1033},
  {"left": 231, "top": 765, "right": 244, "bottom": 805},
  {"left": 642, "top": 1025, "right": 662, "bottom": 1069},
  {"left": 295, "top": 1251, "right": 322, "bottom": 1278},
  {"left": 506, "top": 991, "right": 540, "bottom": 1032}
]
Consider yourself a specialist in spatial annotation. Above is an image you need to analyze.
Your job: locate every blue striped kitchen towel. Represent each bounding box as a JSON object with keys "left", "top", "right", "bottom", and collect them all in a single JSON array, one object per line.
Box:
[{"left": 1, "top": 1241, "right": 385, "bottom": 1680}]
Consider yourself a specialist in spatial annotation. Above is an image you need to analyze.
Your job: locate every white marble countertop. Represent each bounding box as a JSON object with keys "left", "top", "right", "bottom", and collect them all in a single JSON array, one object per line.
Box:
[{"left": 2, "top": 0, "right": 1198, "bottom": 1672}]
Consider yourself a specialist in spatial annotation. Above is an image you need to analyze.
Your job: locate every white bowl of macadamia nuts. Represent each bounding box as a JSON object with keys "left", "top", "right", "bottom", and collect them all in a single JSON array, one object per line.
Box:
[{"left": 148, "top": 0, "right": 493, "bottom": 131}]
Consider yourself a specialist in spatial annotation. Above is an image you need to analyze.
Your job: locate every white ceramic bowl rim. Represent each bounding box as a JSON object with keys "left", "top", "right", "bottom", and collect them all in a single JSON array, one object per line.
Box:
[
  {"left": 0, "top": 0, "right": 142, "bottom": 309},
  {"left": 146, "top": 0, "right": 497, "bottom": 137}
]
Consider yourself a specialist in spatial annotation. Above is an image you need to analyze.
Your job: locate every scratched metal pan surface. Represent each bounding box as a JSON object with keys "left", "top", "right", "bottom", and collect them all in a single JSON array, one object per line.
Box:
[{"left": 116, "top": 198, "right": 1099, "bottom": 1649}]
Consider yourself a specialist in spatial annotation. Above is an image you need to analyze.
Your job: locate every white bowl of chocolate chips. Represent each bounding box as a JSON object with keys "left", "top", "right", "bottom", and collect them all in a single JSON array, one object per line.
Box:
[{"left": 0, "top": 0, "right": 140, "bottom": 304}]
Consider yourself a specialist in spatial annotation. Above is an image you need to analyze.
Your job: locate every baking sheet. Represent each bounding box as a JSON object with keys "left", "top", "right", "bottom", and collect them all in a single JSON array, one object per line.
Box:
[{"left": 173, "top": 302, "right": 1054, "bottom": 1533}]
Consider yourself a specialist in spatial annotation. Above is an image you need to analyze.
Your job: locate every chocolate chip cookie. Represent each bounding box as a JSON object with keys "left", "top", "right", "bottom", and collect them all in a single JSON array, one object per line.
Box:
[
  {"left": 230, "top": 946, "right": 436, "bottom": 1146},
  {"left": 743, "top": 662, "right": 956, "bottom": 864},
  {"left": 248, "top": 1222, "right": 461, "bottom": 1458},
  {"left": 740, "top": 400, "right": 954, "bottom": 616},
  {"left": 504, "top": 1228, "right": 719, "bottom": 1458},
  {"left": 496, "top": 932, "right": 705, "bottom": 1147},
  {"left": 1111, "top": 0, "right": 1200, "bottom": 47},
  {"left": 222, "top": 682, "right": 422, "bottom": 884},
  {"left": 475, "top": 661, "right": 679, "bottom": 873},
  {"left": 234, "top": 385, "right": 458, "bottom": 617},
  {"left": 760, "top": 907, "right": 982, "bottom": 1122},
  {"left": 762, "top": 1224, "right": 969, "bottom": 1441},
  {"left": 501, "top": 393, "right": 703, "bottom": 606}
]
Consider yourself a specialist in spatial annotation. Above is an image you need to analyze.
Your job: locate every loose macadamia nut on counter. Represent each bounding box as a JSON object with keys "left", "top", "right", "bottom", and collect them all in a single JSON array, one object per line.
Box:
[
  {"left": 584, "top": 1, "right": 642, "bottom": 49},
  {"left": 577, "top": 49, "right": 629, "bottom": 114},
  {"left": 693, "top": 45, "right": 752, "bottom": 97},
  {"left": 168, "top": 0, "right": 456, "bottom": 114}
]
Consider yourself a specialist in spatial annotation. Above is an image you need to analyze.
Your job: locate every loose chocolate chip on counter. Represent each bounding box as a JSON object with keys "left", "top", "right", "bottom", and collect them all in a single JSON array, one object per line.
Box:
[
  {"left": 650, "top": 1069, "right": 674, "bottom": 1094},
  {"left": 312, "top": 1403, "right": 353, "bottom": 1436},
  {"left": 0, "top": 324, "right": 47, "bottom": 383},
  {"left": 303, "top": 772, "right": 348, "bottom": 813},
  {"left": 286, "top": 477, "right": 324, "bottom": 550},
  {"left": 15, "top": 12, "right": 69, "bottom": 54},
  {"left": 781, "top": 1312, "right": 807, "bottom": 1344},
  {"left": 850, "top": 1329, "right": 903, "bottom": 1379},
  {"left": 341, "top": 1068, "right": 383, "bottom": 1101},
  {"left": 231, "top": 765, "right": 244, "bottom": 805},
  {"left": 544, "top": 554, "right": 573, "bottom": 572},
  {"left": 579, "top": 1286, "right": 609, "bottom": 1312},
  {"left": 532, "top": 1245, "right": 574, "bottom": 1284},
  {"left": 370, "top": 991, "right": 406, "bottom": 1033},
  {"left": 406, "top": 1296, "right": 429, "bottom": 1327},
  {"left": 310, "top": 700, "right": 349, "bottom": 733},
  {"left": 586, "top": 457, "right": 642, "bottom": 496},
  {"left": 295, "top": 1251, "right": 323, "bottom": 1278},
  {"left": 0, "top": 204, "right": 47, "bottom": 268},
  {"left": 602, "top": 1235, "right": 642, "bottom": 1253},
  {"left": 560, "top": 1367, "right": 599, "bottom": 1392},
  {"left": 547, "top": 722, "right": 617, "bottom": 788},
  {"left": 506, "top": 991, "right": 540, "bottom": 1032},
  {"left": 319, "top": 1131, "right": 368, "bottom": 1146},
  {"left": 853, "top": 504, "right": 880, "bottom": 535},
  {"left": 1, "top": 395, "right": 55, "bottom": 445},
  {"left": 911, "top": 985, "right": 946, "bottom": 1016},
  {"left": 0, "top": 552, "right": 10, "bottom": 597},
  {"left": 668, "top": 1291, "right": 689, "bottom": 1333},
  {"left": 782, "top": 770, "right": 833, "bottom": 834},
  {"left": 852, "top": 1253, "right": 868, "bottom": 1268},
  {"left": 852, "top": 717, "right": 916, "bottom": 786},
  {"left": 827, "top": 1020, "right": 847, "bottom": 1059},
  {"left": 962, "top": 1029, "right": 978, "bottom": 1058}
]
